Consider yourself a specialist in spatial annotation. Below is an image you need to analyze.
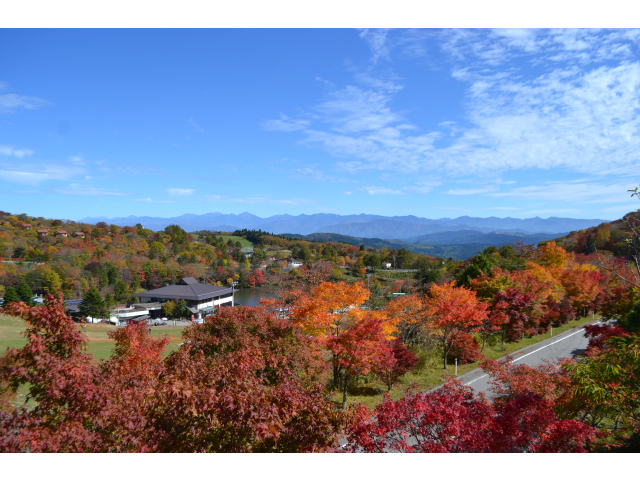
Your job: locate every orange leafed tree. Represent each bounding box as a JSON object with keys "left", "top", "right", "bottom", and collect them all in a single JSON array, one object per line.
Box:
[
  {"left": 426, "top": 281, "right": 488, "bottom": 369},
  {"left": 384, "top": 294, "right": 428, "bottom": 346},
  {"left": 524, "top": 262, "right": 566, "bottom": 302},
  {"left": 560, "top": 267, "right": 604, "bottom": 316},
  {"left": 535, "top": 241, "right": 572, "bottom": 269},
  {"left": 288, "top": 281, "right": 371, "bottom": 337}
]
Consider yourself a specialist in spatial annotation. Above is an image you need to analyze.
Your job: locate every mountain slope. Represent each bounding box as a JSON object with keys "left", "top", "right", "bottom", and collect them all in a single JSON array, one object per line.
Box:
[
  {"left": 282, "top": 230, "right": 571, "bottom": 260},
  {"left": 79, "top": 212, "right": 608, "bottom": 239}
]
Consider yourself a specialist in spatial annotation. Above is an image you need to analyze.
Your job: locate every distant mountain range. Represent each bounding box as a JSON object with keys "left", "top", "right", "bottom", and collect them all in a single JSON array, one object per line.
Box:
[
  {"left": 282, "top": 231, "right": 570, "bottom": 260},
  {"left": 79, "top": 212, "right": 607, "bottom": 241}
]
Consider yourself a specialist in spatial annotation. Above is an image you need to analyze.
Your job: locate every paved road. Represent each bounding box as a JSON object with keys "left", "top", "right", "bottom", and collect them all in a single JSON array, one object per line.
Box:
[
  {"left": 340, "top": 319, "right": 602, "bottom": 450},
  {"left": 456, "top": 319, "right": 601, "bottom": 397}
]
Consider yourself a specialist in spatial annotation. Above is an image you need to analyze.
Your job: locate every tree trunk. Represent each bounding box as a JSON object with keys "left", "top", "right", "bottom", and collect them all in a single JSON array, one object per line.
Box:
[
  {"left": 342, "top": 374, "right": 349, "bottom": 410},
  {"left": 481, "top": 331, "right": 487, "bottom": 353},
  {"left": 443, "top": 338, "right": 448, "bottom": 370}
]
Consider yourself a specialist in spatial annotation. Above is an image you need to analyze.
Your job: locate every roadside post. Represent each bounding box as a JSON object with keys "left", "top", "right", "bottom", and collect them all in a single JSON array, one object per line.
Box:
[
  {"left": 551, "top": 325, "right": 553, "bottom": 337},
  {"left": 455, "top": 358, "right": 458, "bottom": 376}
]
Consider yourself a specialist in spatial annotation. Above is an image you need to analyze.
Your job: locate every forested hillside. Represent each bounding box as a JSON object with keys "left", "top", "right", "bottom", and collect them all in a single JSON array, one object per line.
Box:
[
  {"left": 2, "top": 205, "right": 640, "bottom": 452},
  {"left": 547, "top": 210, "right": 640, "bottom": 258}
]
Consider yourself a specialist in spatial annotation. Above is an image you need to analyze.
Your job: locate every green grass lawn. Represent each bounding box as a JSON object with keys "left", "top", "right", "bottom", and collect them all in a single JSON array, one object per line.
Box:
[
  {"left": 0, "top": 313, "right": 188, "bottom": 361},
  {"left": 330, "top": 314, "right": 599, "bottom": 409},
  {"left": 219, "top": 235, "right": 253, "bottom": 248}
]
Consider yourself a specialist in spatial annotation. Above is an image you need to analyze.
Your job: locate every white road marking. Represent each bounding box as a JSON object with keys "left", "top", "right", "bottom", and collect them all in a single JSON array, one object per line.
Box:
[{"left": 463, "top": 322, "right": 599, "bottom": 386}]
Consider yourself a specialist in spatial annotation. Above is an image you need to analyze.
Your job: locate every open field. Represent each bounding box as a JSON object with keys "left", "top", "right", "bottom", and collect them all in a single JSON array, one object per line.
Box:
[
  {"left": 0, "top": 313, "right": 188, "bottom": 361},
  {"left": 330, "top": 314, "right": 598, "bottom": 409},
  {"left": 219, "top": 236, "right": 253, "bottom": 248}
]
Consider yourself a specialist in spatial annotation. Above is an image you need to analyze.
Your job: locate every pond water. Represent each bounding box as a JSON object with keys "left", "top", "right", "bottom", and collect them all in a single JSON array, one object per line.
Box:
[{"left": 233, "top": 288, "right": 279, "bottom": 307}]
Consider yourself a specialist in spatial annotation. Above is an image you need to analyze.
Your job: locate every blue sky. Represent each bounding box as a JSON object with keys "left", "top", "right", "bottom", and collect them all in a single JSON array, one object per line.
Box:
[{"left": 1, "top": 28, "right": 639, "bottom": 221}]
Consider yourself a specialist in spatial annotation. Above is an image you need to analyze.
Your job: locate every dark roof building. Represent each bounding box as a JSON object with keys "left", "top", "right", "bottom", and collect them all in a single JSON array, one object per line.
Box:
[{"left": 137, "top": 277, "right": 234, "bottom": 302}]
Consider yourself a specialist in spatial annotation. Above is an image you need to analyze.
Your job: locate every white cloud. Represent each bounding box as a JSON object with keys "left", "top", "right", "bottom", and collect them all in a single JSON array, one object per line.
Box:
[
  {"left": 0, "top": 144, "right": 34, "bottom": 158},
  {"left": 202, "top": 194, "right": 222, "bottom": 201},
  {"left": 186, "top": 117, "right": 204, "bottom": 132},
  {"left": 447, "top": 187, "right": 497, "bottom": 195},
  {"left": 600, "top": 204, "right": 640, "bottom": 213},
  {"left": 525, "top": 209, "right": 582, "bottom": 214},
  {"left": 0, "top": 82, "right": 50, "bottom": 114},
  {"left": 487, "top": 207, "right": 521, "bottom": 210},
  {"left": 68, "top": 155, "right": 85, "bottom": 165},
  {"left": 291, "top": 167, "right": 356, "bottom": 183},
  {"left": 316, "top": 76, "right": 335, "bottom": 88},
  {"left": 134, "top": 198, "right": 177, "bottom": 203},
  {"left": 55, "top": 183, "right": 127, "bottom": 196},
  {"left": 0, "top": 164, "right": 83, "bottom": 185},
  {"left": 264, "top": 29, "right": 640, "bottom": 180},
  {"left": 167, "top": 188, "right": 194, "bottom": 196},
  {"left": 403, "top": 179, "right": 442, "bottom": 194},
  {"left": 489, "top": 180, "right": 636, "bottom": 203},
  {"left": 359, "top": 29, "right": 391, "bottom": 64},
  {"left": 261, "top": 114, "right": 310, "bottom": 132},
  {"left": 364, "top": 186, "right": 404, "bottom": 195}
]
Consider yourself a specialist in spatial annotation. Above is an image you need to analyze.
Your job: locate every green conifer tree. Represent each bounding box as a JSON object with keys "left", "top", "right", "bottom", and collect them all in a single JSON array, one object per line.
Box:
[
  {"left": 2, "top": 286, "right": 19, "bottom": 309},
  {"left": 79, "top": 286, "right": 107, "bottom": 321},
  {"left": 16, "top": 281, "right": 35, "bottom": 306}
]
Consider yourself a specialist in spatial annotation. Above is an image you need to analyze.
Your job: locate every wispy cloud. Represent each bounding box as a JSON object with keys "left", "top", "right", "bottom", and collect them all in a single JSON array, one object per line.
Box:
[
  {"left": 364, "top": 186, "right": 404, "bottom": 195},
  {"left": 291, "top": 166, "right": 356, "bottom": 183},
  {"left": 134, "top": 198, "right": 177, "bottom": 203},
  {"left": 359, "top": 29, "right": 391, "bottom": 64},
  {"left": 0, "top": 81, "right": 50, "bottom": 114},
  {"left": 0, "top": 144, "right": 34, "bottom": 159},
  {"left": 68, "top": 154, "right": 85, "bottom": 165},
  {"left": 202, "top": 194, "right": 222, "bottom": 202},
  {"left": 261, "top": 114, "right": 310, "bottom": 132},
  {"left": 0, "top": 164, "right": 83, "bottom": 185},
  {"left": 167, "top": 188, "right": 195, "bottom": 196},
  {"left": 55, "top": 183, "right": 127, "bottom": 196},
  {"left": 264, "top": 29, "right": 640, "bottom": 181},
  {"left": 199, "top": 193, "right": 310, "bottom": 205},
  {"left": 403, "top": 179, "right": 442, "bottom": 194},
  {"left": 446, "top": 187, "right": 498, "bottom": 195},
  {"left": 600, "top": 204, "right": 640, "bottom": 213},
  {"left": 489, "top": 180, "right": 636, "bottom": 203},
  {"left": 525, "top": 209, "right": 582, "bottom": 214},
  {"left": 185, "top": 117, "right": 204, "bottom": 132}
]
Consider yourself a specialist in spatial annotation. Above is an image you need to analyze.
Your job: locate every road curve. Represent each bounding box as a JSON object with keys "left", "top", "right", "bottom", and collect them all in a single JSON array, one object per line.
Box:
[{"left": 454, "top": 319, "right": 600, "bottom": 396}]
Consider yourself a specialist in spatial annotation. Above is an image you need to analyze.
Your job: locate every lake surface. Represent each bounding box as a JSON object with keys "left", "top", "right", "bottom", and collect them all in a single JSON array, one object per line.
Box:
[{"left": 233, "top": 288, "right": 279, "bottom": 307}]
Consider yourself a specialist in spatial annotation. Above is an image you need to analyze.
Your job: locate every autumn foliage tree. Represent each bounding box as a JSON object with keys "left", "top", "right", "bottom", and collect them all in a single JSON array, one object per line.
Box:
[
  {"left": 287, "top": 281, "right": 371, "bottom": 337},
  {"left": 0, "top": 296, "right": 344, "bottom": 452},
  {"left": 425, "top": 281, "right": 488, "bottom": 369},
  {"left": 346, "top": 381, "right": 595, "bottom": 452},
  {"left": 374, "top": 338, "right": 418, "bottom": 392},
  {"left": 326, "top": 317, "right": 390, "bottom": 409}
]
